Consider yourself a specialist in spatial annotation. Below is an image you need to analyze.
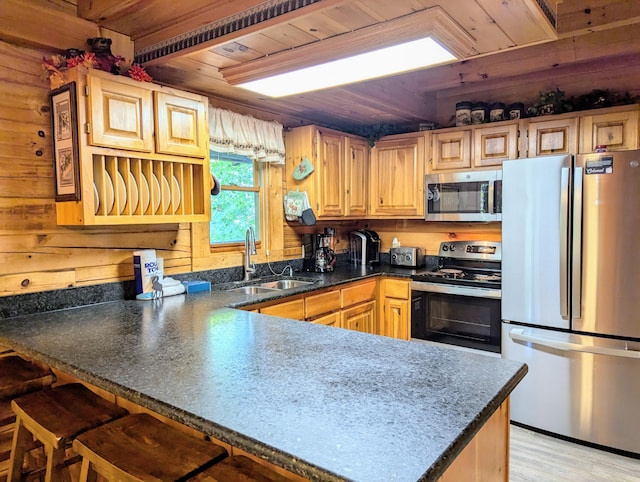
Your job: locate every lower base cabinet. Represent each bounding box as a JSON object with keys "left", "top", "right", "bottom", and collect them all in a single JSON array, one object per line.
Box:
[
  {"left": 341, "top": 300, "right": 376, "bottom": 333},
  {"left": 379, "top": 278, "right": 411, "bottom": 340}
]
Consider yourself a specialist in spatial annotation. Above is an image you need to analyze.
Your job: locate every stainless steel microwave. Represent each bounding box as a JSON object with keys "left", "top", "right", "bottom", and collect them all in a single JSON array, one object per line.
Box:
[{"left": 425, "top": 170, "right": 502, "bottom": 222}]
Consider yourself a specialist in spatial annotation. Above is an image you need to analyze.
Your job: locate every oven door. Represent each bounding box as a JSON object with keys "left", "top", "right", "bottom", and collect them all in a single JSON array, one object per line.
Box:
[{"left": 411, "top": 282, "right": 502, "bottom": 353}]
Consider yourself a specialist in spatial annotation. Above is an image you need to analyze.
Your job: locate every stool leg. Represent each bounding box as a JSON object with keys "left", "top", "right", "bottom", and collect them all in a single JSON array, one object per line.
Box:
[
  {"left": 8, "top": 416, "right": 31, "bottom": 482},
  {"left": 44, "top": 445, "right": 70, "bottom": 482},
  {"left": 78, "top": 458, "right": 98, "bottom": 482}
]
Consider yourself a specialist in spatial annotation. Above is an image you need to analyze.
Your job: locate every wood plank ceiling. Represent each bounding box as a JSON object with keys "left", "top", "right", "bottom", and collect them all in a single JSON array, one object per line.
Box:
[{"left": 77, "top": 0, "right": 640, "bottom": 135}]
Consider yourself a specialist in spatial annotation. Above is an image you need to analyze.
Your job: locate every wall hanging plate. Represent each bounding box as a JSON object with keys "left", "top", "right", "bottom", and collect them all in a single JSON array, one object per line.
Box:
[
  {"left": 151, "top": 173, "right": 161, "bottom": 214},
  {"left": 172, "top": 175, "right": 181, "bottom": 213},
  {"left": 139, "top": 173, "right": 150, "bottom": 214},
  {"left": 128, "top": 172, "right": 139, "bottom": 213},
  {"left": 116, "top": 171, "right": 128, "bottom": 215}
]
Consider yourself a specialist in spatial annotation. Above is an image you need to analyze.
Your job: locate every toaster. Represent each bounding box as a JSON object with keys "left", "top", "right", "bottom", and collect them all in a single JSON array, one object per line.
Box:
[{"left": 390, "top": 247, "right": 424, "bottom": 268}]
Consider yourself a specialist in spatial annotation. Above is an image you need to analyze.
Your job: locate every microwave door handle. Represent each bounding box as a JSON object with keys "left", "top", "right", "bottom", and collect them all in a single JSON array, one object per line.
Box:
[
  {"left": 572, "top": 167, "right": 583, "bottom": 319},
  {"left": 488, "top": 182, "right": 494, "bottom": 214},
  {"left": 559, "top": 166, "right": 570, "bottom": 319}
]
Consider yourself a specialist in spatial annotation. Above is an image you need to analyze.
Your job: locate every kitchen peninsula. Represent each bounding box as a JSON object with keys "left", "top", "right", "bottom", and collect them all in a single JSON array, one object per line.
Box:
[{"left": 0, "top": 291, "right": 526, "bottom": 482}]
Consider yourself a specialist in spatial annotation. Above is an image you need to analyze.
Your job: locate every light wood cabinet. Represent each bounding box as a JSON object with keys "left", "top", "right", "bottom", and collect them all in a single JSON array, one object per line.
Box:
[
  {"left": 472, "top": 121, "right": 519, "bottom": 167},
  {"left": 284, "top": 125, "right": 368, "bottom": 219},
  {"left": 579, "top": 105, "right": 639, "bottom": 153},
  {"left": 260, "top": 298, "right": 305, "bottom": 320},
  {"left": 379, "top": 278, "right": 410, "bottom": 340},
  {"left": 345, "top": 137, "right": 369, "bottom": 217},
  {"left": 526, "top": 115, "right": 578, "bottom": 157},
  {"left": 305, "top": 290, "right": 341, "bottom": 319},
  {"left": 342, "top": 300, "right": 376, "bottom": 333},
  {"left": 432, "top": 122, "right": 518, "bottom": 170},
  {"left": 55, "top": 66, "right": 210, "bottom": 226},
  {"left": 310, "top": 311, "right": 341, "bottom": 327},
  {"left": 431, "top": 129, "right": 471, "bottom": 171},
  {"left": 369, "top": 132, "right": 427, "bottom": 217}
]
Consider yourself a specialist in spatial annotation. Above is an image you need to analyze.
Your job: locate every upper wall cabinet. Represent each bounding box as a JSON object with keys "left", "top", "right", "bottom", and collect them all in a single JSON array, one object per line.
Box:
[
  {"left": 431, "top": 121, "right": 519, "bottom": 171},
  {"left": 369, "top": 132, "right": 427, "bottom": 218},
  {"left": 578, "top": 105, "right": 639, "bottom": 153},
  {"left": 54, "top": 67, "right": 210, "bottom": 226},
  {"left": 284, "top": 125, "right": 368, "bottom": 219},
  {"left": 526, "top": 115, "right": 578, "bottom": 157}
]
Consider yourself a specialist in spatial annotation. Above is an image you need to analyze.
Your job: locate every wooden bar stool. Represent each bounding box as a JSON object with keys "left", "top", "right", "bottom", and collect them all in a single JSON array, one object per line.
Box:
[
  {"left": 0, "top": 355, "right": 55, "bottom": 473},
  {"left": 187, "top": 456, "right": 293, "bottom": 482},
  {"left": 7, "top": 382, "right": 129, "bottom": 482},
  {"left": 72, "top": 412, "right": 229, "bottom": 481}
]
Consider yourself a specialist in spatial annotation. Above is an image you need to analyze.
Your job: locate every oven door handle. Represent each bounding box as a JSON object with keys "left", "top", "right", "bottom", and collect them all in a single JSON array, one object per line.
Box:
[{"left": 411, "top": 282, "right": 501, "bottom": 299}]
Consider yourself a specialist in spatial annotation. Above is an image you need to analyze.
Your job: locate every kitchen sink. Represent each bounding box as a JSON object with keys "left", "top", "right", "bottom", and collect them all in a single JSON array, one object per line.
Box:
[
  {"left": 228, "top": 286, "right": 280, "bottom": 295},
  {"left": 259, "top": 279, "right": 315, "bottom": 290}
]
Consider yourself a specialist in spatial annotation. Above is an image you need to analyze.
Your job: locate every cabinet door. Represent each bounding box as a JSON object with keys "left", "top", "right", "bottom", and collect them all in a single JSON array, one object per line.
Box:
[
  {"left": 345, "top": 138, "right": 368, "bottom": 217},
  {"left": 527, "top": 117, "right": 578, "bottom": 157},
  {"left": 310, "top": 311, "right": 341, "bottom": 327},
  {"left": 342, "top": 300, "right": 376, "bottom": 334},
  {"left": 382, "top": 298, "right": 409, "bottom": 340},
  {"left": 473, "top": 123, "right": 519, "bottom": 167},
  {"left": 154, "top": 91, "right": 208, "bottom": 158},
  {"left": 315, "top": 133, "right": 345, "bottom": 217},
  {"left": 431, "top": 130, "right": 471, "bottom": 171},
  {"left": 579, "top": 108, "right": 639, "bottom": 153},
  {"left": 260, "top": 299, "right": 305, "bottom": 320},
  {"left": 87, "top": 73, "right": 153, "bottom": 152},
  {"left": 370, "top": 133, "right": 425, "bottom": 217}
]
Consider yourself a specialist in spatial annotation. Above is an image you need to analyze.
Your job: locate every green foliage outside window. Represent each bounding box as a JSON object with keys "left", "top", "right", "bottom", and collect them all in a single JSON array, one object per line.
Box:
[{"left": 210, "top": 151, "right": 260, "bottom": 244}]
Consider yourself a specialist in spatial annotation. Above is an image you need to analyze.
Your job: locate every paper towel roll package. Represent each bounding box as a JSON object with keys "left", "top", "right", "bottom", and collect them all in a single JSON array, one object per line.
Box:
[{"left": 133, "top": 249, "right": 159, "bottom": 296}]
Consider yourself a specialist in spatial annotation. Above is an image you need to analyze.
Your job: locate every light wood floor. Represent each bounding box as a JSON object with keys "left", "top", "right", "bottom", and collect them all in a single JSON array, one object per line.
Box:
[{"left": 510, "top": 424, "right": 640, "bottom": 481}]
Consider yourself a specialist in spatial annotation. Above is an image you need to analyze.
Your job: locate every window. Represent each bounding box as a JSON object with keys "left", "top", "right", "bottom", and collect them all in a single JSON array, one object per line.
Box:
[{"left": 209, "top": 150, "right": 261, "bottom": 245}]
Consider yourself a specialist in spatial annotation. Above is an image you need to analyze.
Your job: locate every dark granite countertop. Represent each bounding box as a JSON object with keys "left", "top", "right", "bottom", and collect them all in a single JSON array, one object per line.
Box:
[{"left": 0, "top": 264, "right": 526, "bottom": 481}]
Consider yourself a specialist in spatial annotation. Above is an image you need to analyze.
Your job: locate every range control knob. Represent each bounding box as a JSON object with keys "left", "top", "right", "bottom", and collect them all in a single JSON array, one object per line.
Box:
[{"left": 449, "top": 244, "right": 456, "bottom": 252}]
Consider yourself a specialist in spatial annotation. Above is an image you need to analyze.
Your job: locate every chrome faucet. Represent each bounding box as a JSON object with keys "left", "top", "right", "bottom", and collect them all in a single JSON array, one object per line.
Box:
[{"left": 244, "top": 226, "right": 257, "bottom": 281}]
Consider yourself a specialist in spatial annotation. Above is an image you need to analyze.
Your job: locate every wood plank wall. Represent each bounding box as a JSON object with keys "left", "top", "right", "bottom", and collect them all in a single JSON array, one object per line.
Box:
[{"left": 0, "top": 40, "right": 193, "bottom": 296}]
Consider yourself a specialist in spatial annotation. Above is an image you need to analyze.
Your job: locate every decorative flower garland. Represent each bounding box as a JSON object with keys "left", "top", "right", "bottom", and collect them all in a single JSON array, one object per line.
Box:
[{"left": 42, "top": 51, "right": 152, "bottom": 87}]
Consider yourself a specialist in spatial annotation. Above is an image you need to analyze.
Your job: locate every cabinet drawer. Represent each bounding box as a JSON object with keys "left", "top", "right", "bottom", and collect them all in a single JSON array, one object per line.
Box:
[
  {"left": 260, "top": 299, "right": 305, "bottom": 320},
  {"left": 383, "top": 278, "right": 410, "bottom": 299},
  {"left": 305, "top": 290, "right": 341, "bottom": 319},
  {"left": 341, "top": 280, "right": 376, "bottom": 308}
]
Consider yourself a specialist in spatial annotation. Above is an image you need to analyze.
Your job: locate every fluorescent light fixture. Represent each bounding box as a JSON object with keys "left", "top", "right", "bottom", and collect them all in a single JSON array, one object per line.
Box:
[{"left": 238, "top": 37, "right": 456, "bottom": 97}]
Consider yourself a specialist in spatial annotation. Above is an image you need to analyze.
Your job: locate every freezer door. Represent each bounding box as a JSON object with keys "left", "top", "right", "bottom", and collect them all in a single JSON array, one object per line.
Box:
[
  {"left": 502, "top": 155, "right": 571, "bottom": 329},
  {"left": 574, "top": 152, "right": 640, "bottom": 338},
  {"left": 502, "top": 323, "right": 640, "bottom": 454}
]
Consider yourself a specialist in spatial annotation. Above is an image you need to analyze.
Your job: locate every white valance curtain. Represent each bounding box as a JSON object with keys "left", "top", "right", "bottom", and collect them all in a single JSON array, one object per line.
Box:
[{"left": 208, "top": 107, "right": 285, "bottom": 164}]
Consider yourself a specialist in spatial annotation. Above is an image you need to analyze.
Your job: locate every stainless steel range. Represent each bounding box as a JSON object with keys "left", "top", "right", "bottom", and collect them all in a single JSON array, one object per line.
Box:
[{"left": 411, "top": 241, "right": 502, "bottom": 353}]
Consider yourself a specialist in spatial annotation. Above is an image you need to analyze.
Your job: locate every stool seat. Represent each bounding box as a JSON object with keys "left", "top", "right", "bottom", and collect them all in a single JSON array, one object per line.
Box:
[
  {"left": 8, "top": 383, "right": 128, "bottom": 481},
  {"left": 0, "top": 355, "right": 55, "bottom": 400},
  {"left": 73, "top": 412, "right": 229, "bottom": 482},
  {"left": 188, "top": 456, "right": 292, "bottom": 482}
]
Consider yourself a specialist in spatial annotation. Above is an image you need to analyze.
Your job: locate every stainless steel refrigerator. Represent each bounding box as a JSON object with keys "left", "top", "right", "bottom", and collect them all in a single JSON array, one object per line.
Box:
[{"left": 501, "top": 151, "right": 640, "bottom": 455}]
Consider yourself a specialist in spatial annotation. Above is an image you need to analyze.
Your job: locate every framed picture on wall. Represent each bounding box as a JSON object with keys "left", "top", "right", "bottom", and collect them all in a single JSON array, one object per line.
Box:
[{"left": 49, "top": 82, "right": 81, "bottom": 201}]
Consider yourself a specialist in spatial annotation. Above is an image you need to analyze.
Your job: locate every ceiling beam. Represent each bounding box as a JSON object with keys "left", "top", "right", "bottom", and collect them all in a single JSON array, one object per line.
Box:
[
  {"left": 556, "top": 0, "right": 640, "bottom": 35},
  {"left": 0, "top": 0, "right": 99, "bottom": 52},
  {"left": 220, "top": 7, "right": 476, "bottom": 85}
]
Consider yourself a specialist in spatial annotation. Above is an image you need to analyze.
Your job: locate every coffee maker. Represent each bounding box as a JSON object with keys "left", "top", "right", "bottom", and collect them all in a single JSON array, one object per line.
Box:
[
  {"left": 349, "top": 229, "right": 380, "bottom": 265},
  {"left": 302, "top": 228, "right": 336, "bottom": 272}
]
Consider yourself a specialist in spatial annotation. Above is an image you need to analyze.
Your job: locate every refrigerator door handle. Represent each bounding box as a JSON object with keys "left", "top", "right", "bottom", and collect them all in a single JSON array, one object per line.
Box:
[
  {"left": 572, "top": 167, "right": 583, "bottom": 319},
  {"left": 559, "top": 166, "right": 570, "bottom": 319},
  {"left": 509, "top": 328, "right": 640, "bottom": 359}
]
